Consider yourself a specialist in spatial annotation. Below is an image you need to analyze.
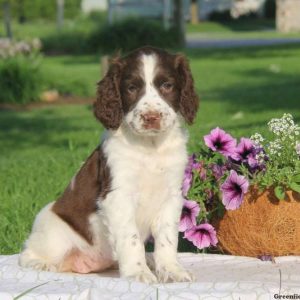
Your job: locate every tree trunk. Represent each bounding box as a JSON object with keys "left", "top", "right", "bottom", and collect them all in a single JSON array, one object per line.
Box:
[
  {"left": 163, "top": 0, "right": 172, "bottom": 30},
  {"left": 3, "top": 1, "right": 12, "bottom": 39},
  {"left": 276, "top": 0, "right": 300, "bottom": 32},
  {"left": 173, "top": 0, "right": 185, "bottom": 48},
  {"left": 57, "top": 0, "right": 64, "bottom": 30},
  {"left": 190, "top": 0, "right": 199, "bottom": 24},
  {"left": 17, "top": 0, "right": 26, "bottom": 23}
]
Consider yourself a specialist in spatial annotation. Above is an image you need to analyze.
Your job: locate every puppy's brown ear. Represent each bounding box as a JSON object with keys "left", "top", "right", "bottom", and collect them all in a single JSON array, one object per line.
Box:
[
  {"left": 94, "top": 58, "right": 123, "bottom": 130},
  {"left": 175, "top": 54, "right": 199, "bottom": 124}
]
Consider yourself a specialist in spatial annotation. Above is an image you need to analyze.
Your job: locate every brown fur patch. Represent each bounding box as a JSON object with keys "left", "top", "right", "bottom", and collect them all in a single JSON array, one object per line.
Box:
[
  {"left": 94, "top": 46, "right": 199, "bottom": 129},
  {"left": 94, "top": 59, "right": 124, "bottom": 130},
  {"left": 52, "top": 146, "right": 111, "bottom": 244},
  {"left": 175, "top": 54, "right": 199, "bottom": 124}
]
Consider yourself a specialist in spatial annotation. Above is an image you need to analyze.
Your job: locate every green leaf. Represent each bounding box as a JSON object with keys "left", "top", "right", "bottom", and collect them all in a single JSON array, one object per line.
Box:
[
  {"left": 290, "top": 182, "right": 300, "bottom": 194},
  {"left": 274, "top": 186, "right": 285, "bottom": 200},
  {"left": 292, "top": 174, "right": 300, "bottom": 183}
]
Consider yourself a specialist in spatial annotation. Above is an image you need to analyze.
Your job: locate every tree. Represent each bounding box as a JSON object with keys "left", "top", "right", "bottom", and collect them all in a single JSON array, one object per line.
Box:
[
  {"left": 57, "top": 0, "right": 64, "bottom": 30},
  {"left": 173, "top": 0, "right": 185, "bottom": 47},
  {"left": 2, "top": 1, "right": 12, "bottom": 38}
]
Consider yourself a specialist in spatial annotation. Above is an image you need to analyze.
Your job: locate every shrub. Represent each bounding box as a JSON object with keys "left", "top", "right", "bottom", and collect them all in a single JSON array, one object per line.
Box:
[
  {"left": 41, "top": 13, "right": 106, "bottom": 55},
  {"left": 264, "top": 0, "right": 276, "bottom": 19},
  {"left": 88, "top": 18, "right": 180, "bottom": 54},
  {"left": 208, "top": 10, "right": 233, "bottom": 22},
  {"left": 0, "top": 39, "right": 44, "bottom": 104},
  {"left": 41, "top": 31, "right": 89, "bottom": 55}
]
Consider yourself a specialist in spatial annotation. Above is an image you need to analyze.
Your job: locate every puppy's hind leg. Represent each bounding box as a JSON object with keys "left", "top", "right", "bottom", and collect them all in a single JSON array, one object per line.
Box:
[{"left": 19, "top": 202, "right": 89, "bottom": 272}]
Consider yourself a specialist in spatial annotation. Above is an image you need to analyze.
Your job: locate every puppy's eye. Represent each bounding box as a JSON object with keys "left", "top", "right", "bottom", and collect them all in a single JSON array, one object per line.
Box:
[
  {"left": 128, "top": 84, "right": 137, "bottom": 93},
  {"left": 160, "top": 82, "right": 173, "bottom": 91}
]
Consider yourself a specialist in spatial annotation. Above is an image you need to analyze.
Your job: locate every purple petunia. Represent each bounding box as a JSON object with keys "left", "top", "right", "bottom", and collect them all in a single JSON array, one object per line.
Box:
[
  {"left": 220, "top": 170, "right": 249, "bottom": 210},
  {"left": 182, "top": 171, "right": 193, "bottom": 197},
  {"left": 179, "top": 199, "right": 200, "bottom": 232},
  {"left": 204, "top": 127, "right": 237, "bottom": 157},
  {"left": 210, "top": 163, "right": 227, "bottom": 180},
  {"left": 184, "top": 223, "right": 218, "bottom": 249},
  {"left": 182, "top": 155, "right": 203, "bottom": 196},
  {"left": 230, "top": 138, "right": 268, "bottom": 173},
  {"left": 231, "top": 138, "right": 255, "bottom": 162}
]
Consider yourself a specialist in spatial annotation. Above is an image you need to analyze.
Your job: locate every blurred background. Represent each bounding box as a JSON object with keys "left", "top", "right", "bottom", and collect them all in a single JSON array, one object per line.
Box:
[{"left": 0, "top": 0, "right": 300, "bottom": 254}]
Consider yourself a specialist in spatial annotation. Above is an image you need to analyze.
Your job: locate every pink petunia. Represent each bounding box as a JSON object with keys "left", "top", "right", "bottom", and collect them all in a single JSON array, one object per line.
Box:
[
  {"left": 204, "top": 127, "right": 237, "bottom": 157},
  {"left": 182, "top": 155, "right": 202, "bottom": 196},
  {"left": 231, "top": 138, "right": 255, "bottom": 161},
  {"left": 220, "top": 170, "right": 249, "bottom": 210},
  {"left": 184, "top": 223, "right": 218, "bottom": 249},
  {"left": 179, "top": 199, "right": 200, "bottom": 232}
]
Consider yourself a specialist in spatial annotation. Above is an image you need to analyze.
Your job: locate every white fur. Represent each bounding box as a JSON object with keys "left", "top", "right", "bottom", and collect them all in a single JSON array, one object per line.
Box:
[{"left": 19, "top": 53, "right": 194, "bottom": 283}]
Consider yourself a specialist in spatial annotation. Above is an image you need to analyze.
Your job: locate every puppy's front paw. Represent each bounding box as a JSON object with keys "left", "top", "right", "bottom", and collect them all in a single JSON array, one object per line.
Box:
[
  {"left": 156, "top": 263, "right": 195, "bottom": 283},
  {"left": 125, "top": 267, "right": 158, "bottom": 284}
]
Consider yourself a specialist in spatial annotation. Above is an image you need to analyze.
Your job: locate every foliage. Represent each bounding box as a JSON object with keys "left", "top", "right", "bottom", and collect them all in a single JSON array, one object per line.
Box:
[
  {"left": 41, "top": 31, "right": 89, "bottom": 55},
  {"left": 181, "top": 114, "right": 300, "bottom": 251},
  {"left": 250, "top": 114, "right": 300, "bottom": 198},
  {"left": 0, "top": 0, "right": 81, "bottom": 21},
  {"left": 0, "top": 38, "right": 44, "bottom": 104},
  {"left": 88, "top": 18, "right": 180, "bottom": 54},
  {"left": 209, "top": 10, "right": 233, "bottom": 22},
  {"left": 264, "top": 0, "right": 276, "bottom": 19},
  {"left": 40, "top": 13, "right": 107, "bottom": 55}
]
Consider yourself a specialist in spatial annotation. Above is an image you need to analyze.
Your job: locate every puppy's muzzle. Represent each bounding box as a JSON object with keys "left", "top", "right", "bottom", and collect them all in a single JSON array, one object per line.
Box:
[{"left": 141, "top": 111, "right": 162, "bottom": 130}]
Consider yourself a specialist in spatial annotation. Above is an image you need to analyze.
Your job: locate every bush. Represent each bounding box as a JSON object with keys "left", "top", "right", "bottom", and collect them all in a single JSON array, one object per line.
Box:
[
  {"left": 264, "top": 0, "right": 276, "bottom": 19},
  {"left": 41, "top": 31, "right": 89, "bottom": 55},
  {"left": 209, "top": 10, "right": 233, "bottom": 22},
  {"left": 41, "top": 13, "right": 106, "bottom": 55},
  {"left": 0, "top": 57, "right": 44, "bottom": 104},
  {"left": 0, "top": 39, "right": 44, "bottom": 104},
  {"left": 88, "top": 18, "right": 180, "bottom": 54},
  {"left": 41, "top": 17, "right": 180, "bottom": 55}
]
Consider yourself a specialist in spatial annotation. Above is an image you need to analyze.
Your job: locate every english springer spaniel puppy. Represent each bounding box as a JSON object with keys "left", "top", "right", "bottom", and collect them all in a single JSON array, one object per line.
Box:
[{"left": 19, "top": 46, "right": 199, "bottom": 283}]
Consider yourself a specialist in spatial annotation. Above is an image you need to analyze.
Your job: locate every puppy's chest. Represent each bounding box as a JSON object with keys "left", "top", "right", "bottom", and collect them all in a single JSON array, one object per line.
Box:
[{"left": 136, "top": 156, "right": 169, "bottom": 201}]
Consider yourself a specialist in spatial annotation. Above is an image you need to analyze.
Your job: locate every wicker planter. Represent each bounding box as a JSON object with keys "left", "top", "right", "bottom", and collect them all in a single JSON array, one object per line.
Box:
[{"left": 214, "top": 188, "right": 300, "bottom": 257}]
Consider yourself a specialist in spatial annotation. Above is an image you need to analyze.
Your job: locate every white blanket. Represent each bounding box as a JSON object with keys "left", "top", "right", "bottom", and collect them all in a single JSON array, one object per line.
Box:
[{"left": 0, "top": 253, "right": 300, "bottom": 300}]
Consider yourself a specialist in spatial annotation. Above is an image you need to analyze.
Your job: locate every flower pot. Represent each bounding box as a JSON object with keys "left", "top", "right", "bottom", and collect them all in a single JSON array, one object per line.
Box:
[{"left": 213, "top": 188, "right": 300, "bottom": 257}]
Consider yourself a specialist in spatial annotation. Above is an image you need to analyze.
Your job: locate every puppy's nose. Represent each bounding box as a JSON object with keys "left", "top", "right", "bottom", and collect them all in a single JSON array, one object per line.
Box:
[{"left": 141, "top": 111, "right": 161, "bottom": 130}]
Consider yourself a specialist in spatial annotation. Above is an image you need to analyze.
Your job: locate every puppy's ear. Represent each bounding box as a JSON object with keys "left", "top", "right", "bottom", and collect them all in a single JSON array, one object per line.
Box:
[
  {"left": 94, "top": 58, "right": 123, "bottom": 130},
  {"left": 175, "top": 54, "right": 199, "bottom": 124}
]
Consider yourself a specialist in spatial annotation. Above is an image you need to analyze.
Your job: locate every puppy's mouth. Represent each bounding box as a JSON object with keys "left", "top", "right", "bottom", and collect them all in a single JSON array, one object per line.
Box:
[
  {"left": 140, "top": 111, "right": 162, "bottom": 131},
  {"left": 128, "top": 120, "right": 165, "bottom": 136}
]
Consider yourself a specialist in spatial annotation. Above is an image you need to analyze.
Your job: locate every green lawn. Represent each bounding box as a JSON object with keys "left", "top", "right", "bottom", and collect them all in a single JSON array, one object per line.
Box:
[
  {"left": 187, "top": 19, "right": 276, "bottom": 33},
  {"left": 43, "top": 55, "right": 101, "bottom": 97},
  {"left": 187, "top": 19, "right": 300, "bottom": 39},
  {"left": 1, "top": 44, "right": 300, "bottom": 254},
  {"left": 0, "top": 17, "right": 100, "bottom": 40}
]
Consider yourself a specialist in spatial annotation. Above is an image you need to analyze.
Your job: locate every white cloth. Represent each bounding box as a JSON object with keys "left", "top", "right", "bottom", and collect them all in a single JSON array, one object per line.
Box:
[{"left": 0, "top": 253, "right": 300, "bottom": 300}]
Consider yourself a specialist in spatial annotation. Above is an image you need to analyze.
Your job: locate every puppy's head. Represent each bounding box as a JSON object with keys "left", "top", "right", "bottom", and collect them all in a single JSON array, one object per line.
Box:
[{"left": 94, "top": 46, "right": 199, "bottom": 136}]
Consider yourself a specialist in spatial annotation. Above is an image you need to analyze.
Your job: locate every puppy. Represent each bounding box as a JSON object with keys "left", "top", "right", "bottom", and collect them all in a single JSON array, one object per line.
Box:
[{"left": 19, "top": 46, "right": 199, "bottom": 283}]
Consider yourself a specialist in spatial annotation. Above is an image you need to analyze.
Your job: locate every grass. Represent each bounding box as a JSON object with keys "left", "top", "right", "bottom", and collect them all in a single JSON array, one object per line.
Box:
[
  {"left": 186, "top": 19, "right": 300, "bottom": 39},
  {"left": 1, "top": 44, "right": 300, "bottom": 254},
  {"left": 0, "top": 16, "right": 99, "bottom": 40},
  {"left": 43, "top": 55, "right": 101, "bottom": 97},
  {"left": 187, "top": 19, "right": 276, "bottom": 33},
  {"left": 2, "top": 17, "right": 300, "bottom": 43}
]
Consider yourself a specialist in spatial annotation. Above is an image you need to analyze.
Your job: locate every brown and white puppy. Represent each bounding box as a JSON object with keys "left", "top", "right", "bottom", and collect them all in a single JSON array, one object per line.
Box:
[{"left": 19, "top": 46, "right": 199, "bottom": 283}]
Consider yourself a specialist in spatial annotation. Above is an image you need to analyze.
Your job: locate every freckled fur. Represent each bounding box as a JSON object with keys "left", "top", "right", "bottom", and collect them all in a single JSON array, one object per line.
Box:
[{"left": 19, "top": 46, "right": 199, "bottom": 283}]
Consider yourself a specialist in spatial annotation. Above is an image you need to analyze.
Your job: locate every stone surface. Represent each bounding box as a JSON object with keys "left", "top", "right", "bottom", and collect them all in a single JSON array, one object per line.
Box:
[{"left": 1, "top": 253, "right": 300, "bottom": 299}]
